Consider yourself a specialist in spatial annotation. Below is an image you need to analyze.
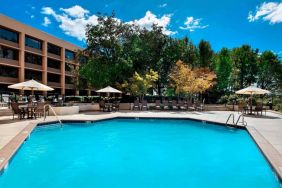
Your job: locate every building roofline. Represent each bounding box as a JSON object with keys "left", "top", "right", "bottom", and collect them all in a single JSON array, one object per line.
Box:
[{"left": 0, "top": 14, "right": 83, "bottom": 51}]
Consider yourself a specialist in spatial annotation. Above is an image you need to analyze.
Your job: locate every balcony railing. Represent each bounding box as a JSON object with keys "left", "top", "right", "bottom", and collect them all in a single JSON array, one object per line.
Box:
[
  {"left": 25, "top": 62, "right": 43, "bottom": 71},
  {"left": 47, "top": 67, "right": 61, "bottom": 74},
  {"left": 25, "top": 46, "right": 42, "bottom": 55},
  {"left": 47, "top": 82, "right": 61, "bottom": 88},
  {"left": 0, "top": 58, "right": 19, "bottom": 67},
  {"left": 47, "top": 53, "right": 61, "bottom": 60},
  {"left": 0, "top": 38, "right": 19, "bottom": 49},
  {"left": 0, "top": 76, "right": 18, "bottom": 84}
]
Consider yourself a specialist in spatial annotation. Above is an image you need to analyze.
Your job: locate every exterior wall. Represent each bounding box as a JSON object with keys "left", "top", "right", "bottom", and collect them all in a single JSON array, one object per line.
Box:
[{"left": 0, "top": 14, "right": 87, "bottom": 96}]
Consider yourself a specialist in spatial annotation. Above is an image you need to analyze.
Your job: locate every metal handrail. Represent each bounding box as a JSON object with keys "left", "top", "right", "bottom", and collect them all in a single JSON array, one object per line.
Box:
[
  {"left": 236, "top": 114, "right": 247, "bottom": 126},
  {"left": 44, "top": 104, "right": 63, "bottom": 127},
  {"left": 226, "top": 113, "right": 235, "bottom": 126}
]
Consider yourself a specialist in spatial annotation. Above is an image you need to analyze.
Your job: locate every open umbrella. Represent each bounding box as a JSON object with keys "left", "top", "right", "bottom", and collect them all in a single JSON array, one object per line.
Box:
[
  {"left": 8, "top": 79, "right": 54, "bottom": 95},
  {"left": 235, "top": 85, "right": 270, "bottom": 114},
  {"left": 96, "top": 86, "right": 122, "bottom": 100},
  {"left": 96, "top": 86, "right": 122, "bottom": 94}
]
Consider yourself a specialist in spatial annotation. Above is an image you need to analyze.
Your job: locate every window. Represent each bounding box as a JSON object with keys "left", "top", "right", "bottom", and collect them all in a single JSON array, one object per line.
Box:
[
  {"left": 79, "top": 56, "right": 87, "bottom": 64},
  {"left": 65, "top": 76, "right": 73, "bottom": 84},
  {"left": 25, "top": 36, "right": 42, "bottom": 50},
  {"left": 47, "top": 43, "right": 61, "bottom": 56},
  {"left": 0, "top": 27, "right": 19, "bottom": 43},
  {"left": 25, "top": 52, "right": 42, "bottom": 65},
  {"left": 65, "top": 63, "right": 75, "bottom": 72},
  {"left": 0, "top": 65, "right": 18, "bottom": 78},
  {"left": 25, "top": 70, "right": 42, "bottom": 81},
  {"left": 65, "top": 50, "right": 75, "bottom": 60},
  {"left": 47, "top": 73, "right": 60, "bottom": 83},
  {"left": 47, "top": 58, "right": 61, "bottom": 69},
  {"left": 0, "top": 46, "right": 19, "bottom": 60}
]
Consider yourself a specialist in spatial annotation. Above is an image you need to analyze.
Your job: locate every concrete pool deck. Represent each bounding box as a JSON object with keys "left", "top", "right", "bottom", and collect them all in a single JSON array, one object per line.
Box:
[{"left": 1, "top": 110, "right": 282, "bottom": 178}]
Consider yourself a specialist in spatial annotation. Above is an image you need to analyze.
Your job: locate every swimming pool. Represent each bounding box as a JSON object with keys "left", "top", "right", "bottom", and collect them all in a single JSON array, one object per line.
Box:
[{"left": 0, "top": 118, "right": 281, "bottom": 188}]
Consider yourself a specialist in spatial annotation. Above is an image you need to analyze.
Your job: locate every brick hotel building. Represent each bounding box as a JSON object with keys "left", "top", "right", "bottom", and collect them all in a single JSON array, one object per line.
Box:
[{"left": 0, "top": 14, "right": 91, "bottom": 96}]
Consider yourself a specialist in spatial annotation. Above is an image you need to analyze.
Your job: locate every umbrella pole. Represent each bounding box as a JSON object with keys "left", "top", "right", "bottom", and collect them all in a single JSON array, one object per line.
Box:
[{"left": 250, "top": 93, "right": 253, "bottom": 114}]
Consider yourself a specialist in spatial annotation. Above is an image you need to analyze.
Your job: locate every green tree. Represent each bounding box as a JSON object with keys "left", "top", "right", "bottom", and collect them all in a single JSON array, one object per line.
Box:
[
  {"left": 82, "top": 13, "right": 133, "bottom": 88},
  {"left": 214, "top": 48, "right": 233, "bottom": 92},
  {"left": 231, "top": 45, "right": 258, "bottom": 90},
  {"left": 198, "top": 40, "right": 213, "bottom": 67},
  {"left": 257, "top": 51, "right": 282, "bottom": 91}
]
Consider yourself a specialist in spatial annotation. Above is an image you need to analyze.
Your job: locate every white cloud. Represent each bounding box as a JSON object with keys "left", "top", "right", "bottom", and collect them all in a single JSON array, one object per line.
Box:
[
  {"left": 248, "top": 2, "right": 282, "bottom": 24},
  {"left": 42, "top": 17, "right": 51, "bottom": 27},
  {"left": 30, "top": 15, "right": 35, "bottom": 19},
  {"left": 127, "top": 11, "right": 176, "bottom": 35},
  {"left": 159, "top": 3, "right": 167, "bottom": 8},
  {"left": 41, "top": 6, "right": 176, "bottom": 40},
  {"left": 41, "top": 5, "right": 98, "bottom": 41},
  {"left": 60, "top": 5, "right": 89, "bottom": 18},
  {"left": 179, "top": 17, "right": 208, "bottom": 32}
]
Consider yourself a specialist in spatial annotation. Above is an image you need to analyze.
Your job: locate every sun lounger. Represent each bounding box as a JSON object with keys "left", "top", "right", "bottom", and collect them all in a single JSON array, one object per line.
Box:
[
  {"left": 178, "top": 100, "right": 187, "bottom": 110},
  {"left": 163, "top": 100, "right": 169, "bottom": 110},
  {"left": 133, "top": 100, "right": 140, "bottom": 111},
  {"left": 155, "top": 100, "right": 161, "bottom": 110},
  {"left": 172, "top": 100, "right": 178, "bottom": 110},
  {"left": 187, "top": 100, "right": 195, "bottom": 111},
  {"left": 141, "top": 100, "right": 148, "bottom": 110}
]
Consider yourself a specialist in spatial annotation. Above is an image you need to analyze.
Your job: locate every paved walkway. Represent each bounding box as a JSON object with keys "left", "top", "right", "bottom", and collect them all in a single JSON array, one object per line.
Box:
[{"left": 1, "top": 110, "right": 282, "bottom": 176}]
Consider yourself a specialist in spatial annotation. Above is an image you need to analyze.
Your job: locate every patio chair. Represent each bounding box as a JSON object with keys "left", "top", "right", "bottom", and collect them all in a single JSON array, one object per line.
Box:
[
  {"left": 163, "top": 100, "right": 169, "bottom": 110},
  {"left": 238, "top": 101, "right": 248, "bottom": 114},
  {"left": 178, "top": 100, "right": 187, "bottom": 110},
  {"left": 133, "top": 100, "right": 140, "bottom": 111},
  {"left": 254, "top": 103, "right": 265, "bottom": 116},
  {"left": 187, "top": 100, "right": 196, "bottom": 111},
  {"left": 141, "top": 100, "right": 148, "bottom": 110},
  {"left": 34, "top": 102, "right": 45, "bottom": 118},
  {"left": 196, "top": 99, "right": 205, "bottom": 111},
  {"left": 171, "top": 100, "right": 178, "bottom": 110},
  {"left": 99, "top": 100, "right": 106, "bottom": 112},
  {"left": 155, "top": 100, "right": 161, "bottom": 110},
  {"left": 112, "top": 101, "right": 120, "bottom": 112},
  {"left": 11, "top": 102, "right": 25, "bottom": 120}
]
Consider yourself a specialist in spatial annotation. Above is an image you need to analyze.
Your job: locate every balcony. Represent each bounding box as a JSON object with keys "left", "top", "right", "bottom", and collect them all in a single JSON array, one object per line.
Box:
[
  {"left": 47, "top": 82, "right": 61, "bottom": 88},
  {"left": 0, "top": 38, "right": 19, "bottom": 49},
  {"left": 25, "top": 63, "right": 43, "bottom": 71},
  {"left": 0, "top": 58, "right": 19, "bottom": 67},
  {"left": 65, "top": 71, "right": 74, "bottom": 76},
  {"left": 0, "top": 76, "right": 18, "bottom": 84},
  {"left": 47, "top": 53, "right": 61, "bottom": 60},
  {"left": 65, "top": 84, "right": 75, "bottom": 89},
  {"left": 47, "top": 67, "right": 61, "bottom": 74},
  {"left": 25, "top": 46, "right": 42, "bottom": 55}
]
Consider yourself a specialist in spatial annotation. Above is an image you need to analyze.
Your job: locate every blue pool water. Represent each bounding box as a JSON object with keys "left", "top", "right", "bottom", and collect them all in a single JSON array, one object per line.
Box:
[{"left": 0, "top": 118, "right": 281, "bottom": 188}]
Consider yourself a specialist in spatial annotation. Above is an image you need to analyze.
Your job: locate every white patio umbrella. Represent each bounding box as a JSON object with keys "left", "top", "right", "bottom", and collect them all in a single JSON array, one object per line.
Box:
[
  {"left": 235, "top": 85, "right": 270, "bottom": 114},
  {"left": 8, "top": 79, "right": 54, "bottom": 95},
  {"left": 96, "top": 86, "right": 122, "bottom": 94},
  {"left": 96, "top": 86, "right": 122, "bottom": 100}
]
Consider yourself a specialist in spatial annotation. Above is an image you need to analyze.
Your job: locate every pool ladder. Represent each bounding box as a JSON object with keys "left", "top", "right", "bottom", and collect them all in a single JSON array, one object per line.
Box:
[
  {"left": 43, "top": 105, "right": 63, "bottom": 127},
  {"left": 226, "top": 113, "right": 247, "bottom": 127}
]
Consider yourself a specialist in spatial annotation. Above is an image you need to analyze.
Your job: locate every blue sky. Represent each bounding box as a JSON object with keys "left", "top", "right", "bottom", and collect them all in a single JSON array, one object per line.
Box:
[{"left": 1, "top": 0, "right": 282, "bottom": 55}]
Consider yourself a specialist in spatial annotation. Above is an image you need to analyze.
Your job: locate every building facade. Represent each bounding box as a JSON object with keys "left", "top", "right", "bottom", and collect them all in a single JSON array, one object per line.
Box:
[{"left": 0, "top": 14, "right": 89, "bottom": 96}]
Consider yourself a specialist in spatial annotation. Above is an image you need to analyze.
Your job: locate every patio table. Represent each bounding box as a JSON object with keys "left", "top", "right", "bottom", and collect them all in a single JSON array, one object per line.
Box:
[{"left": 19, "top": 105, "right": 36, "bottom": 119}]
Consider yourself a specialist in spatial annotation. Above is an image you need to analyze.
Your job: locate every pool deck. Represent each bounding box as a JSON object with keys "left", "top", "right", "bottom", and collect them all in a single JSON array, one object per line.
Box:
[{"left": 1, "top": 110, "right": 282, "bottom": 178}]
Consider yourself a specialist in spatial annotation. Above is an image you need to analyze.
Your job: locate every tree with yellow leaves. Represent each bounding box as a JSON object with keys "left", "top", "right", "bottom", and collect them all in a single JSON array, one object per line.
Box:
[
  {"left": 169, "top": 60, "right": 216, "bottom": 96},
  {"left": 118, "top": 69, "right": 158, "bottom": 99}
]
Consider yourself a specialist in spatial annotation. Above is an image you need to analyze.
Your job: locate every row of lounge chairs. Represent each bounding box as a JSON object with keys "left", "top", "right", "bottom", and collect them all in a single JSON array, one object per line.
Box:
[{"left": 133, "top": 99, "right": 205, "bottom": 111}]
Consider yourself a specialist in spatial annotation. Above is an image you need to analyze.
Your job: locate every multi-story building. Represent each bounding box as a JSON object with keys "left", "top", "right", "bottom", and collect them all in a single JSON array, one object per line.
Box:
[{"left": 0, "top": 14, "right": 90, "bottom": 96}]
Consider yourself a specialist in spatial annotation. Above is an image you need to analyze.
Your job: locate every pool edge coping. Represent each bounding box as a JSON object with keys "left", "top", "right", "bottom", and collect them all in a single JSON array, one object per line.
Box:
[{"left": 1, "top": 115, "right": 282, "bottom": 182}]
